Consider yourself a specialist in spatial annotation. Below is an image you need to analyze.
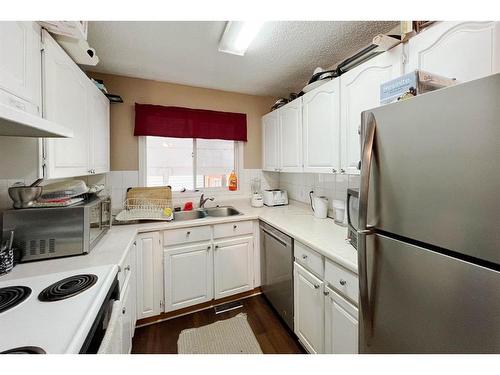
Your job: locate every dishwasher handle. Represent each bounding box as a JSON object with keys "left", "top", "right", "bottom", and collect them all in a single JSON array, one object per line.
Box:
[{"left": 261, "top": 228, "right": 289, "bottom": 247}]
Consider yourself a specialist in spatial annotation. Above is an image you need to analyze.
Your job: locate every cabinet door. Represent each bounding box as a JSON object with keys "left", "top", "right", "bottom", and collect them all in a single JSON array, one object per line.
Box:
[
  {"left": 293, "top": 262, "right": 324, "bottom": 354},
  {"left": 262, "top": 111, "right": 280, "bottom": 172},
  {"left": 0, "top": 21, "right": 41, "bottom": 115},
  {"left": 278, "top": 99, "right": 302, "bottom": 172},
  {"left": 214, "top": 236, "right": 254, "bottom": 299},
  {"left": 42, "top": 30, "right": 90, "bottom": 178},
  {"left": 324, "top": 287, "right": 358, "bottom": 354},
  {"left": 164, "top": 242, "right": 213, "bottom": 312},
  {"left": 136, "top": 232, "right": 163, "bottom": 320},
  {"left": 302, "top": 78, "right": 341, "bottom": 173},
  {"left": 120, "top": 277, "right": 132, "bottom": 354},
  {"left": 88, "top": 82, "right": 110, "bottom": 174},
  {"left": 407, "top": 21, "right": 500, "bottom": 82},
  {"left": 340, "top": 45, "right": 403, "bottom": 174}
]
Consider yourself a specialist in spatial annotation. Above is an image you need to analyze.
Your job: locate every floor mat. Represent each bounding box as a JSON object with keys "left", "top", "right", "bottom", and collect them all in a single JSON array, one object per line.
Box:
[{"left": 177, "top": 313, "right": 263, "bottom": 354}]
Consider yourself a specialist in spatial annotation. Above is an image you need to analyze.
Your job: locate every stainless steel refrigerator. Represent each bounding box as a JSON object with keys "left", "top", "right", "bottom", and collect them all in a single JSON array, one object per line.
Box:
[{"left": 355, "top": 73, "right": 500, "bottom": 353}]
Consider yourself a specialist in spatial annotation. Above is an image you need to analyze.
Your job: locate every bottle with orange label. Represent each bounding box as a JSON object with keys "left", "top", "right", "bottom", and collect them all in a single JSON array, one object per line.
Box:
[{"left": 228, "top": 170, "right": 238, "bottom": 191}]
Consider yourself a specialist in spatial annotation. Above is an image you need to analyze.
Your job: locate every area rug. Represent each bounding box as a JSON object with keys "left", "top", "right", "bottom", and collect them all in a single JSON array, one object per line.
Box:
[{"left": 177, "top": 313, "right": 263, "bottom": 354}]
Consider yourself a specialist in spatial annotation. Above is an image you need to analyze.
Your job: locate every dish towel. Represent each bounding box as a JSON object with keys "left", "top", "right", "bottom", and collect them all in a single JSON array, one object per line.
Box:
[{"left": 98, "top": 300, "right": 123, "bottom": 354}]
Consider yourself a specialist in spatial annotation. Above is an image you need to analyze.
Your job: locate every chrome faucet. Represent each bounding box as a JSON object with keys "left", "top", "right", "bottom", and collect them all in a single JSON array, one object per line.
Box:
[{"left": 199, "top": 193, "right": 215, "bottom": 209}]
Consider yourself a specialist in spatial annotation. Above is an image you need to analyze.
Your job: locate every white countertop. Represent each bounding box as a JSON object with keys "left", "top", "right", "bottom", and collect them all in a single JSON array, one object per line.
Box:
[{"left": 2, "top": 199, "right": 358, "bottom": 282}]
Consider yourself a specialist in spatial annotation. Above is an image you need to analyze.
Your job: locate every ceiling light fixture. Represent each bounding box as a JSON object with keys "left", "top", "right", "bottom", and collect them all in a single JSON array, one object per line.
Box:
[{"left": 218, "top": 21, "right": 264, "bottom": 56}]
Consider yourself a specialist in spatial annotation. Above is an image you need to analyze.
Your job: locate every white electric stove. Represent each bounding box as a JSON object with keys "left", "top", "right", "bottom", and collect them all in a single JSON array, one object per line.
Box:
[{"left": 0, "top": 264, "right": 119, "bottom": 354}]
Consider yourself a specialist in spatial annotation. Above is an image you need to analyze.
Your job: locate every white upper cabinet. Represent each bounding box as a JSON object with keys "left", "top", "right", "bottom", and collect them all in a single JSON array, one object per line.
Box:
[
  {"left": 0, "top": 22, "right": 41, "bottom": 116},
  {"left": 42, "top": 30, "right": 109, "bottom": 178},
  {"left": 407, "top": 21, "right": 500, "bottom": 82},
  {"left": 43, "top": 30, "right": 90, "bottom": 178},
  {"left": 302, "top": 78, "right": 341, "bottom": 173},
  {"left": 88, "top": 80, "right": 110, "bottom": 174},
  {"left": 164, "top": 242, "right": 213, "bottom": 312},
  {"left": 278, "top": 99, "right": 303, "bottom": 172},
  {"left": 214, "top": 236, "right": 254, "bottom": 299},
  {"left": 340, "top": 45, "right": 403, "bottom": 174},
  {"left": 262, "top": 110, "right": 280, "bottom": 172}
]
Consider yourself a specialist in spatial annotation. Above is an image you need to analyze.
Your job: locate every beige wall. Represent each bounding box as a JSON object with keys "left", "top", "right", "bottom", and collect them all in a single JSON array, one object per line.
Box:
[{"left": 88, "top": 72, "right": 276, "bottom": 171}]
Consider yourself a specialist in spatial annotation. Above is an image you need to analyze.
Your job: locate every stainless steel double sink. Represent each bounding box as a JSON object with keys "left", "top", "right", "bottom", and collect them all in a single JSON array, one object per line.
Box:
[{"left": 173, "top": 206, "right": 242, "bottom": 221}]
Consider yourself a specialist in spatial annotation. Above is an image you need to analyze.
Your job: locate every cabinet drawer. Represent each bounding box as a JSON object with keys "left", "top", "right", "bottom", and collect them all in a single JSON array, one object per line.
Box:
[
  {"left": 325, "top": 258, "right": 358, "bottom": 304},
  {"left": 213, "top": 220, "right": 253, "bottom": 239},
  {"left": 163, "top": 226, "right": 211, "bottom": 246},
  {"left": 294, "top": 241, "right": 324, "bottom": 278}
]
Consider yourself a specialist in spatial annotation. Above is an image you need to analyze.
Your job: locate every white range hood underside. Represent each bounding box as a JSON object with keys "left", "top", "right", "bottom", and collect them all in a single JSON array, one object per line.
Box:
[{"left": 0, "top": 102, "right": 73, "bottom": 138}]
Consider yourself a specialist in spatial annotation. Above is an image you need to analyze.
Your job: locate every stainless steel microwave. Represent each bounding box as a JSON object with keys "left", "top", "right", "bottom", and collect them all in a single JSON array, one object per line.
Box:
[
  {"left": 2, "top": 196, "right": 111, "bottom": 262},
  {"left": 346, "top": 188, "right": 359, "bottom": 250}
]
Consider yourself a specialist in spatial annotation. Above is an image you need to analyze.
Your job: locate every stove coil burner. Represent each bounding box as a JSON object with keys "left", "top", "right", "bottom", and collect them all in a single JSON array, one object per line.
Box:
[
  {"left": 1, "top": 346, "right": 46, "bottom": 354},
  {"left": 0, "top": 286, "right": 31, "bottom": 314},
  {"left": 38, "top": 274, "right": 98, "bottom": 302}
]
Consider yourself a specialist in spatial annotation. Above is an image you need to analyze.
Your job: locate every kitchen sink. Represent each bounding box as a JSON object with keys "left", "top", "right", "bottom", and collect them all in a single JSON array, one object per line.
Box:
[
  {"left": 173, "top": 210, "right": 208, "bottom": 221},
  {"left": 173, "top": 206, "right": 242, "bottom": 221},
  {"left": 205, "top": 206, "right": 242, "bottom": 217}
]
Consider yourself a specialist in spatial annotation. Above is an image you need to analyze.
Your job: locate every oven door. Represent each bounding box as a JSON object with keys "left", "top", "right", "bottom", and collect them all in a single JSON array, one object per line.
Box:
[{"left": 80, "top": 277, "right": 119, "bottom": 353}]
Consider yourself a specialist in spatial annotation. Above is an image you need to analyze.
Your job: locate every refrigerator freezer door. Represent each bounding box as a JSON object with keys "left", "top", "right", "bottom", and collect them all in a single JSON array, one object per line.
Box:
[
  {"left": 359, "top": 233, "right": 500, "bottom": 353},
  {"left": 363, "top": 73, "right": 500, "bottom": 264}
]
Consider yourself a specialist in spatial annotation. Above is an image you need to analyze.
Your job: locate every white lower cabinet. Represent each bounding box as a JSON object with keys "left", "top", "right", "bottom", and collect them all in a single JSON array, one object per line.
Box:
[
  {"left": 293, "top": 262, "right": 324, "bottom": 354},
  {"left": 324, "top": 286, "right": 358, "bottom": 354},
  {"left": 164, "top": 241, "right": 213, "bottom": 312},
  {"left": 214, "top": 236, "right": 254, "bottom": 299},
  {"left": 136, "top": 232, "right": 164, "bottom": 319}
]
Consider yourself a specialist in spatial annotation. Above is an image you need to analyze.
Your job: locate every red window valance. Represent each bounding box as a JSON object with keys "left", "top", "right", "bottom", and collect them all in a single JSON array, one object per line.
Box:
[{"left": 134, "top": 103, "right": 247, "bottom": 142}]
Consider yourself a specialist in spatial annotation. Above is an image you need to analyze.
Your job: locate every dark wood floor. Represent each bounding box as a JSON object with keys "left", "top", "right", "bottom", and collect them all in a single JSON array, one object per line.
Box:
[{"left": 132, "top": 294, "right": 305, "bottom": 354}]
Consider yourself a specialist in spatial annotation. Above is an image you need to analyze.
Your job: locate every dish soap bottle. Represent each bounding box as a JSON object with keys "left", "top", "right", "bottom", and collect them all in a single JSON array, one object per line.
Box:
[{"left": 228, "top": 170, "right": 238, "bottom": 191}]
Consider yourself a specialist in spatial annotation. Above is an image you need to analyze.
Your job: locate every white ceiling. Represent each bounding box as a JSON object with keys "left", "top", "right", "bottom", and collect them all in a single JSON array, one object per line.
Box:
[{"left": 87, "top": 21, "right": 398, "bottom": 97}]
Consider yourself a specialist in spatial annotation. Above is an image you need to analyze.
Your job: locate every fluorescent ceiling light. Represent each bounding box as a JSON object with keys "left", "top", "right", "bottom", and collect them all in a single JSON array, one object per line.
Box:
[{"left": 218, "top": 21, "right": 264, "bottom": 56}]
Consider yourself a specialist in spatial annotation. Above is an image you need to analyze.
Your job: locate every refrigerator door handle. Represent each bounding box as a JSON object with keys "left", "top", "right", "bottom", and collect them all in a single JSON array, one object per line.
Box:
[{"left": 358, "top": 111, "right": 376, "bottom": 345}]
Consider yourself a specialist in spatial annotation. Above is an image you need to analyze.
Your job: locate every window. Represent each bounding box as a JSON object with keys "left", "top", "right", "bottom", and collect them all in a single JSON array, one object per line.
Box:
[{"left": 144, "top": 136, "right": 238, "bottom": 192}]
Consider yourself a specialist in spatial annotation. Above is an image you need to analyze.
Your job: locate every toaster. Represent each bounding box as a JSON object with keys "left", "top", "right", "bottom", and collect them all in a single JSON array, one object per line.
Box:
[{"left": 263, "top": 189, "right": 289, "bottom": 206}]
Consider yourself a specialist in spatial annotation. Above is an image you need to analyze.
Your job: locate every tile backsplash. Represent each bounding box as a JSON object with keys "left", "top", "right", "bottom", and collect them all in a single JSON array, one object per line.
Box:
[
  {"left": 0, "top": 169, "right": 279, "bottom": 212},
  {"left": 0, "top": 169, "right": 356, "bottom": 215},
  {"left": 278, "top": 172, "right": 360, "bottom": 220},
  {"left": 106, "top": 169, "right": 280, "bottom": 209}
]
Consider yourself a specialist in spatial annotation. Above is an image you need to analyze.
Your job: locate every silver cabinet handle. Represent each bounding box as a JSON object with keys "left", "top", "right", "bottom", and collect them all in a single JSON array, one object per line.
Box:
[
  {"left": 340, "top": 168, "right": 346, "bottom": 174},
  {"left": 133, "top": 241, "right": 137, "bottom": 246},
  {"left": 215, "top": 245, "right": 219, "bottom": 249},
  {"left": 323, "top": 291, "right": 329, "bottom": 296},
  {"left": 186, "top": 231, "right": 191, "bottom": 236},
  {"left": 302, "top": 254, "right": 308, "bottom": 259},
  {"left": 233, "top": 225, "right": 237, "bottom": 230},
  {"left": 124, "top": 265, "right": 131, "bottom": 271},
  {"left": 314, "top": 284, "right": 320, "bottom": 289},
  {"left": 332, "top": 168, "right": 337, "bottom": 173},
  {"left": 207, "top": 245, "right": 211, "bottom": 251},
  {"left": 339, "top": 279, "right": 347, "bottom": 286},
  {"left": 122, "top": 307, "right": 126, "bottom": 314}
]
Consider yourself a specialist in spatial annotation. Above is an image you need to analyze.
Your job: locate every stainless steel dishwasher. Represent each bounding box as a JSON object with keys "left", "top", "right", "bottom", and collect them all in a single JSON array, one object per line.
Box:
[{"left": 260, "top": 220, "right": 294, "bottom": 330}]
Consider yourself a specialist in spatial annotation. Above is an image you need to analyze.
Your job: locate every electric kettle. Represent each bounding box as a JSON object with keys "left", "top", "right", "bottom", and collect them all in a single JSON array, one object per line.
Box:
[{"left": 309, "top": 191, "right": 328, "bottom": 219}]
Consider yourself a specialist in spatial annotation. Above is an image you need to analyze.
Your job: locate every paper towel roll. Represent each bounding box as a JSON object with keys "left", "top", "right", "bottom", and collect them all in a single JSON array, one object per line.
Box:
[{"left": 55, "top": 35, "right": 100, "bottom": 66}]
